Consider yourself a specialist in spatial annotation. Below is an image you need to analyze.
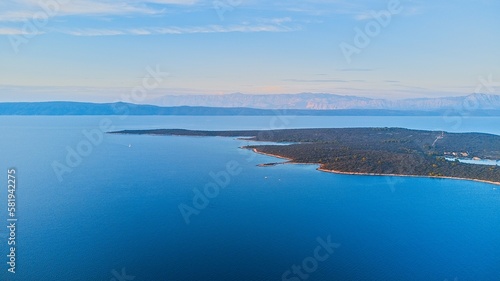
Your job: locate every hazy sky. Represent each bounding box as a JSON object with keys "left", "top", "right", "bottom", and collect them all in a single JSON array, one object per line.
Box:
[{"left": 1, "top": 0, "right": 499, "bottom": 102}]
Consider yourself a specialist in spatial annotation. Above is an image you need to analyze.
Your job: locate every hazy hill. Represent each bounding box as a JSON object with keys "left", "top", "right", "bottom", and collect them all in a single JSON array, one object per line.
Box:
[
  {"left": 1, "top": 93, "right": 500, "bottom": 115},
  {"left": 150, "top": 93, "right": 500, "bottom": 110},
  {"left": 0, "top": 101, "right": 472, "bottom": 116}
]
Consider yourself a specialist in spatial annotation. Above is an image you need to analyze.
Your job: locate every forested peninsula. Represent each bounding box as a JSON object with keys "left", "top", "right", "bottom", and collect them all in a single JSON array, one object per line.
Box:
[{"left": 110, "top": 128, "right": 500, "bottom": 185}]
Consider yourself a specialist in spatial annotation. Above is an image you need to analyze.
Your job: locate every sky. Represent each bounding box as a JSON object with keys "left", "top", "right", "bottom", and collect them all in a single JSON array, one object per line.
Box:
[{"left": 0, "top": 0, "right": 499, "bottom": 103}]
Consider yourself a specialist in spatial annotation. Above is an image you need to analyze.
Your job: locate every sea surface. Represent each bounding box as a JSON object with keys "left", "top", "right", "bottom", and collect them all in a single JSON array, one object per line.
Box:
[{"left": 0, "top": 116, "right": 500, "bottom": 281}]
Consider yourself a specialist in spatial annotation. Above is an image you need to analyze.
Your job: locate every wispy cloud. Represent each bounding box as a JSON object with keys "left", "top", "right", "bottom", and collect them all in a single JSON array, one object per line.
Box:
[
  {"left": 59, "top": 23, "right": 299, "bottom": 36},
  {"left": 0, "top": 1, "right": 300, "bottom": 36},
  {"left": 258, "top": 17, "right": 293, "bottom": 25},
  {"left": 283, "top": 79, "right": 348, "bottom": 83},
  {"left": 63, "top": 29, "right": 126, "bottom": 36},
  {"left": 280, "top": 1, "right": 364, "bottom": 16},
  {"left": 0, "top": 0, "right": 199, "bottom": 22},
  {"left": 141, "top": 0, "right": 198, "bottom": 4},
  {"left": 0, "top": 27, "right": 42, "bottom": 35},
  {"left": 354, "top": 5, "right": 421, "bottom": 21},
  {"left": 338, "top": 68, "right": 375, "bottom": 72}
]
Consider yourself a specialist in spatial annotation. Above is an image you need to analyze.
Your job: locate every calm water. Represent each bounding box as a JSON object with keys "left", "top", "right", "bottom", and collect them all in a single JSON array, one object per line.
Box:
[{"left": 0, "top": 116, "right": 500, "bottom": 281}]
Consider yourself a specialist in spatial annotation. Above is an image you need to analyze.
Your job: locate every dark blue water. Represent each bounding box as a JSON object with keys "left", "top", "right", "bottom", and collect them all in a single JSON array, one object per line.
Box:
[{"left": 0, "top": 116, "right": 499, "bottom": 281}]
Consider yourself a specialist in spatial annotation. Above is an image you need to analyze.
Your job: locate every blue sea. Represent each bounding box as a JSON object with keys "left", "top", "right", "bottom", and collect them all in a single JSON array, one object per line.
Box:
[{"left": 1, "top": 116, "right": 500, "bottom": 281}]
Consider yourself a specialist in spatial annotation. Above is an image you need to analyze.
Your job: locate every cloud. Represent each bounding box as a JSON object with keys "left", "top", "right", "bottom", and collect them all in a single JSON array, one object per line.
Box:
[
  {"left": 0, "top": 1, "right": 300, "bottom": 36},
  {"left": 0, "top": 0, "right": 199, "bottom": 22},
  {"left": 259, "top": 17, "right": 292, "bottom": 24},
  {"left": 129, "top": 28, "right": 153, "bottom": 35},
  {"left": 142, "top": 0, "right": 198, "bottom": 4},
  {"left": 338, "top": 68, "right": 375, "bottom": 72},
  {"left": 59, "top": 23, "right": 299, "bottom": 36},
  {"left": 280, "top": 1, "right": 373, "bottom": 17},
  {"left": 354, "top": 5, "right": 421, "bottom": 21},
  {"left": 354, "top": 12, "right": 376, "bottom": 21},
  {"left": 63, "top": 29, "right": 126, "bottom": 36},
  {"left": 0, "top": 27, "right": 41, "bottom": 35},
  {"left": 283, "top": 79, "right": 348, "bottom": 83}
]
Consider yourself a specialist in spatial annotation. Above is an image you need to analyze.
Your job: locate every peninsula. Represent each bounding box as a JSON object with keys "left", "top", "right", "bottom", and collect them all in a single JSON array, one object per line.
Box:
[{"left": 110, "top": 128, "right": 500, "bottom": 185}]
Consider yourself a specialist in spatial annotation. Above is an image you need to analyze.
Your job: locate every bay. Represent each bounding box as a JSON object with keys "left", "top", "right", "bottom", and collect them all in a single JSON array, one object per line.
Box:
[{"left": 0, "top": 116, "right": 499, "bottom": 281}]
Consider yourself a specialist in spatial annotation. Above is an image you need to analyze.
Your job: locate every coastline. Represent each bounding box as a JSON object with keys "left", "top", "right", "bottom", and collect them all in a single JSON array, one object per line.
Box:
[
  {"left": 316, "top": 168, "right": 500, "bottom": 187},
  {"left": 249, "top": 148, "right": 500, "bottom": 187},
  {"left": 250, "top": 148, "right": 294, "bottom": 161}
]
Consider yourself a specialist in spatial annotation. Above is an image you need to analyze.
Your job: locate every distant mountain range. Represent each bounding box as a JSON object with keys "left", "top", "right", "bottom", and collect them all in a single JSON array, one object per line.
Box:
[
  {"left": 150, "top": 93, "right": 500, "bottom": 110},
  {"left": 0, "top": 102, "right": 445, "bottom": 116},
  {"left": 0, "top": 93, "right": 499, "bottom": 115}
]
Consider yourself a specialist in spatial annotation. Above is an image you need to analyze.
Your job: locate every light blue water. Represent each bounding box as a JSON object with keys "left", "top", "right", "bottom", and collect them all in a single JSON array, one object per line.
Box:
[
  {"left": 0, "top": 116, "right": 500, "bottom": 281},
  {"left": 445, "top": 157, "right": 500, "bottom": 166}
]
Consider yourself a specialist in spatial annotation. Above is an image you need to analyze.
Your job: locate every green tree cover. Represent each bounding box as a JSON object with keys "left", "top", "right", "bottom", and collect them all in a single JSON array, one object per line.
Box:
[{"left": 112, "top": 128, "right": 500, "bottom": 183}]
